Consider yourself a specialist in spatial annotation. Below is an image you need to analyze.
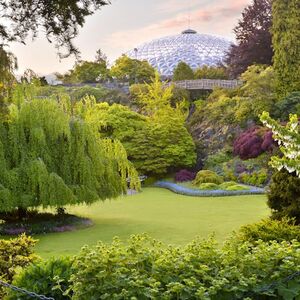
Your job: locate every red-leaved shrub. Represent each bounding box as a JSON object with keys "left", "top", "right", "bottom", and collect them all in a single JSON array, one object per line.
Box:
[
  {"left": 175, "top": 169, "right": 196, "bottom": 182},
  {"left": 233, "top": 126, "right": 275, "bottom": 160}
]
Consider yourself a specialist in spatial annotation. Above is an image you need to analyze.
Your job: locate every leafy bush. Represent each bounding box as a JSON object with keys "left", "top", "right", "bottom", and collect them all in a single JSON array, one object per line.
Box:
[
  {"left": 7, "top": 257, "right": 73, "bottom": 300},
  {"left": 70, "top": 234, "right": 300, "bottom": 300},
  {"left": 239, "top": 168, "right": 269, "bottom": 186},
  {"left": 234, "top": 218, "right": 300, "bottom": 244},
  {"left": 175, "top": 169, "right": 196, "bottom": 182},
  {"left": 193, "top": 170, "right": 224, "bottom": 186},
  {"left": 226, "top": 184, "right": 250, "bottom": 191},
  {"left": 219, "top": 181, "right": 239, "bottom": 189},
  {"left": 198, "top": 183, "right": 219, "bottom": 190},
  {"left": 203, "top": 149, "right": 233, "bottom": 174},
  {"left": 233, "top": 126, "right": 275, "bottom": 160},
  {"left": 0, "top": 235, "right": 37, "bottom": 298},
  {"left": 268, "top": 170, "right": 300, "bottom": 223},
  {"left": 273, "top": 91, "right": 300, "bottom": 121}
]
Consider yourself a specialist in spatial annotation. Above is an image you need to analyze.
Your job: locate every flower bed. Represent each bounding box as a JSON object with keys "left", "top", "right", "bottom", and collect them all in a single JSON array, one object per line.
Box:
[{"left": 154, "top": 181, "right": 265, "bottom": 197}]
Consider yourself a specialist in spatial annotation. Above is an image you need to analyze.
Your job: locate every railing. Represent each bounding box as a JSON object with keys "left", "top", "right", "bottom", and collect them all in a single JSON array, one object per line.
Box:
[{"left": 167, "top": 79, "right": 242, "bottom": 90}]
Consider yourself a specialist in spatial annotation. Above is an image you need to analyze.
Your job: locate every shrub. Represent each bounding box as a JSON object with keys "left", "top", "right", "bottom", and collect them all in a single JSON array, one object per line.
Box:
[
  {"left": 273, "top": 91, "right": 300, "bottom": 121},
  {"left": 234, "top": 218, "right": 300, "bottom": 244},
  {"left": 219, "top": 181, "right": 239, "bottom": 189},
  {"left": 198, "top": 183, "right": 219, "bottom": 190},
  {"left": 239, "top": 168, "right": 269, "bottom": 186},
  {"left": 0, "top": 235, "right": 37, "bottom": 298},
  {"left": 225, "top": 184, "right": 250, "bottom": 191},
  {"left": 268, "top": 170, "right": 300, "bottom": 223},
  {"left": 175, "top": 169, "right": 196, "bottom": 182},
  {"left": 193, "top": 170, "right": 224, "bottom": 186},
  {"left": 7, "top": 257, "right": 73, "bottom": 300},
  {"left": 233, "top": 126, "right": 275, "bottom": 160},
  {"left": 70, "top": 234, "right": 300, "bottom": 300}
]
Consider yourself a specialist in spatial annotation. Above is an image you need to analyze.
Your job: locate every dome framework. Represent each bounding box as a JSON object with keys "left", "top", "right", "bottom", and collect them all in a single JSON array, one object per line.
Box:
[{"left": 127, "top": 29, "right": 231, "bottom": 77}]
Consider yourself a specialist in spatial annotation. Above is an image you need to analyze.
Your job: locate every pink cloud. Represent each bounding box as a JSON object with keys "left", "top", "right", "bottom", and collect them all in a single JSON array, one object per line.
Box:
[{"left": 104, "top": 0, "right": 251, "bottom": 61}]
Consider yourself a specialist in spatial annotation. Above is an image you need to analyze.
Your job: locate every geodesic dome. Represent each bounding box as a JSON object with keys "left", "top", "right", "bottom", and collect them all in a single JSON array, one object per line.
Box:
[{"left": 127, "top": 29, "right": 232, "bottom": 77}]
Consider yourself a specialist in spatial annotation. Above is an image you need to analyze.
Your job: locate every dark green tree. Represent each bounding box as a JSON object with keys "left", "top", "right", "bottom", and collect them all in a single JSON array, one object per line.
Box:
[
  {"left": 0, "top": 88, "right": 139, "bottom": 219},
  {"left": 268, "top": 170, "right": 300, "bottom": 223},
  {"left": 173, "top": 62, "right": 195, "bottom": 81},
  {"left": 0, "top": 0, "right": 110, "bottom": 58},
  {"left": 272, "top": 0, "right": 300, "bottom": 98}
]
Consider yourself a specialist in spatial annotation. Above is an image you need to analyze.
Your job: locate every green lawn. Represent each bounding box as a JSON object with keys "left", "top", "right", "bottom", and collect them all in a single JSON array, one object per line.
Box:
[{"left": 35, "top": 187, "right": 269, "bottom": 258}]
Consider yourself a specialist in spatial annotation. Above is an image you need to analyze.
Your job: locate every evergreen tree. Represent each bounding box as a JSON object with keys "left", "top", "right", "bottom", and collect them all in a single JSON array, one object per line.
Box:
[
  {"left": 0, "top": 87, "right": 139, "bottom": 218},
  {"left": 272, "top": 0, "right": 300, "bottom": 98},
  {"left": 173, "top": 62, "right": 195, "bottom": 81}
]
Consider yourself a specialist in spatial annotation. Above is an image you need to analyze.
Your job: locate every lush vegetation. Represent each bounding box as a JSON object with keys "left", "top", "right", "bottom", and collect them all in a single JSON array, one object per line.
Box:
[{"left": 272, "top": 0, "right": 300, "bottom": 97}]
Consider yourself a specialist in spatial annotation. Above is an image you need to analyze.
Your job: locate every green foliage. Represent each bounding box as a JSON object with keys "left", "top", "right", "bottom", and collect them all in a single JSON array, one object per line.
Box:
[
  {"left": 80, "top": 76, "right": 196, "bottom": 175},
  {"left": 57, "top": 60, "right": 109, "bottom": 83},
  {"left": 272, "top": 0, "right": 300, "bottom": 98},
  {"left": 219, "top": 181, "right": 249, "bottom": 191},
  {"left": 234, "top": 218, "right": 300, "bottom": 244},
  {"left": 0, "top": 90, "right": 139, "bottom": 214},
  {"left": 110, "top": 55, "right": 155, "bottom": 84},
  {"left": 7, "top": 257, "right": 73, "bottom": 300},
  {"left": 204, "top": 149, "right": 233, "bottom": 171},
  {"left": 0, "top": 235, "right": 37, "bottom": 298},
  {"left": 194, "top": 65, "right": 228, "bottom": 79},
  {"left": 70, "top": 234, "right": 300, "bottom": 300},
  {"left": 193, "top": 170, "right": 224, "bottom": 186},
  {"left": 198, "top": 182, "right": 219, "bottom": 190},
  {"left": 268, "top": 170, "right": 300, "bottom": 223},
  {"left": 239, "top": 169, "right": 268, "bottom": 186},
  {"left": 274, "top": 92, "right": 300, "bottom": 121},
  {"left": 173, "top": 61, "right": 195, "bottom": 81},
  {"left": 191, "top": 65, "right": 276, "bottom": 126},
  {"left": 225, "top": 184, "right": 250, "bottom": 191}
]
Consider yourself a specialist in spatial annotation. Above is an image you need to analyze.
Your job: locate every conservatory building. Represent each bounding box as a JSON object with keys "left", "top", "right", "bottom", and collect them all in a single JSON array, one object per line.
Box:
[{"left": 127, "top": 29, "right": 232, "bottom": 77}]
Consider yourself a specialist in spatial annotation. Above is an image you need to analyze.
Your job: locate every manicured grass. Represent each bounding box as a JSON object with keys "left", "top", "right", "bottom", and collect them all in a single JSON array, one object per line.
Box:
[{"left": 35, "top": 187, "right": 269, "bottom": 258}]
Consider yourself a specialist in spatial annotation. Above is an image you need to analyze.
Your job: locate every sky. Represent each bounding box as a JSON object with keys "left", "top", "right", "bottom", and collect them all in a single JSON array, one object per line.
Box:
[{"left": 9, "top": 0, "right": 252, "bottom": 76}]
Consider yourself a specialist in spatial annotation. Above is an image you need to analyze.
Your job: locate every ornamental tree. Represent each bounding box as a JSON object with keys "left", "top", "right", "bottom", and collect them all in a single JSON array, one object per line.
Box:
[
  {"left": 75, "top": 74, "right": 196, "bottom": 176},
  {"left": 260, "top": 112, "right": 300, "bottom": 176},
  {"left": 272, "top": 0, "right": 300, "bottom": 98},
  {"left": 226, "top": 0, "right": 273, "bottom": 78},
  {"left": 0, "top": 88, "right": 139, "bottom": 217}
]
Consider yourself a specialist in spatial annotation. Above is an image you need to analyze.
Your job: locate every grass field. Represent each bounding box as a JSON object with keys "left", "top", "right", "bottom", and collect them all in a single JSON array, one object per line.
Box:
[{"left": 35, "top": 187, "right": 269, "bottom": 258}]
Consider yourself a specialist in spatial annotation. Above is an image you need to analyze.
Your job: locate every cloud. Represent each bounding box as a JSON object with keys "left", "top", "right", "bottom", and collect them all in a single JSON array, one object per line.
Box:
[{"left": 104, "top": 0, "right": 250, "bottom": 60}]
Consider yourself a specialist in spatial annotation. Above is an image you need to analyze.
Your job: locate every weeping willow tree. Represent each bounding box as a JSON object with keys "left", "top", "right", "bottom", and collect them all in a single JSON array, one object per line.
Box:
[{"left": 0, "top": 89, "right": 139, "bottom": 219}]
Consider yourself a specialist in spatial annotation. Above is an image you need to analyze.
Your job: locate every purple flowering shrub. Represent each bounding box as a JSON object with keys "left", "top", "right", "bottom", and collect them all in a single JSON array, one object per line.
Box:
[
  {"left": 233, "top": 126, "right": 275, "bottom": 160},
  {"left": 175, "top": 169, "right": 196, "bottom": 182}
]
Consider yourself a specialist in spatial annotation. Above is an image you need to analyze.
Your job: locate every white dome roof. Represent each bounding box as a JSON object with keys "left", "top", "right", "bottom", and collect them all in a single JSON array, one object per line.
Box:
[{"left": 127, "top": 29, "right": 231, "bottom": 77}]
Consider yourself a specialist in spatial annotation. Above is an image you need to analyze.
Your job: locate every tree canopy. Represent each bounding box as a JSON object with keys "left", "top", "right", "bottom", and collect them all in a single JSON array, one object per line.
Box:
[
  {"left": 226, "top": 0, "right": 273, "bottom": 78},
  {"left": 0, "top": 86, "right": 139, "bottom": 215},
  {"left": 173, "top": 62, "right": 195, "bottom": 81},
  {"left": 110, "top": 55, "right": 156, "bottom": 85},
  {"left": 0, "top": 0, "right": 110, "bottom": 58}
]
